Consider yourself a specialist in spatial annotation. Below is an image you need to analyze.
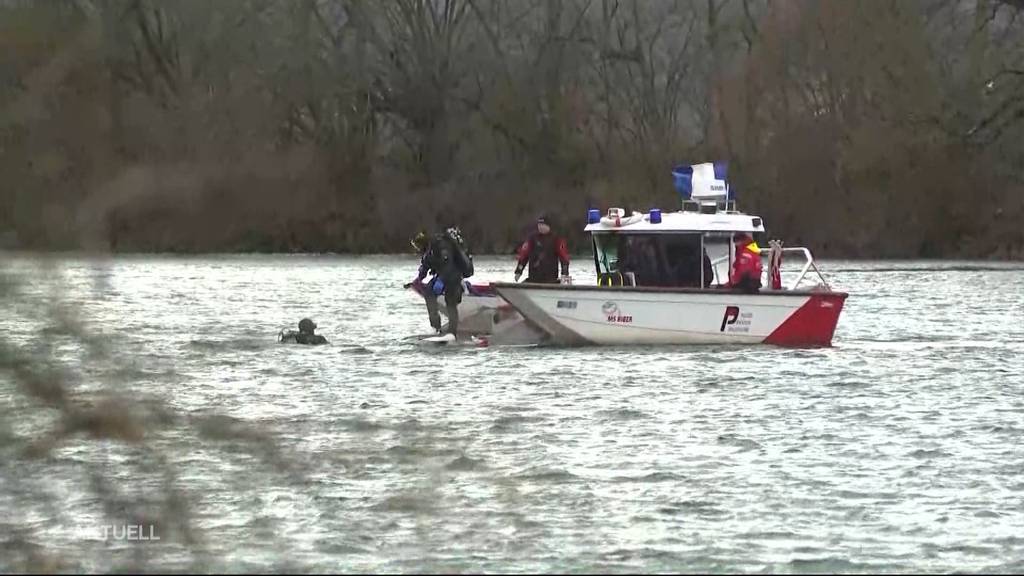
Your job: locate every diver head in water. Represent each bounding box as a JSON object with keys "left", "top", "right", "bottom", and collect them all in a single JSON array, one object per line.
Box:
[
  {"left": 299, "top": 318, "right": 317, "bottom": 334},
  {"left": 280, "top": 318, "right": 328, "bottom": 345}
]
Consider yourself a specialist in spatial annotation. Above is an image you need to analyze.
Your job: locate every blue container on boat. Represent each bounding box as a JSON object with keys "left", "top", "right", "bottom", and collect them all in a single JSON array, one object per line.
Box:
[
  {"left": 587, "top": 209, "right": 601, "bottom": 224},
  {"left": 649, "top": 208, "right": 662, "bottom": 224}
]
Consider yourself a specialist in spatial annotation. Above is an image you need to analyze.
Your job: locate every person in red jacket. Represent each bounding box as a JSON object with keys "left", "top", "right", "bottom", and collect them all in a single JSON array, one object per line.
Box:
[
  {"left": 727, "top": 232, "right": 763, "bottom": 293},
  {"left": 514, "top": 215, "right": 571, "bottom": 283}
]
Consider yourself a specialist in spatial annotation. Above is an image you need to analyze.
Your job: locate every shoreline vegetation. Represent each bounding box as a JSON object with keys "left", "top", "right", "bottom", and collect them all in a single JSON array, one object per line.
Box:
[{"left": 2, "top": 1, "right": 1023, "bottom": 260}]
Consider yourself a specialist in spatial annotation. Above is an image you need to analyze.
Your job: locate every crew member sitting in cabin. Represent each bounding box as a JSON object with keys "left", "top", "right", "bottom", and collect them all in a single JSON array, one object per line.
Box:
[
  {"left": 726, "top": 232, "right": 763, "bottom": 293},
  {"left": 675, "top": 247, "right": 715, "bottom": 288},
  {"left": 700, "top": 248, "right": 714, "bottom": 287},
  {"left": 620, "top": 236, "right": 657, "bottom": 286},
  {"left": 514, "top": 215, "right": 571, "bottom": 283},
  {"left": 664, "top": 236, "right": 715, "bottom": 288}
]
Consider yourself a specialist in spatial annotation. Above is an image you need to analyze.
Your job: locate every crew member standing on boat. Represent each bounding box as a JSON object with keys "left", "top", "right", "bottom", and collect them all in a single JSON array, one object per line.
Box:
[
  {"left": 727, "top": 232, "right": 763, "bottom": 293},
  {"left": 405, "top": 229, "right": 472, "bottom": 338},
  {"left": 514, "top": 215, "right": 570, "bottom": 284}
]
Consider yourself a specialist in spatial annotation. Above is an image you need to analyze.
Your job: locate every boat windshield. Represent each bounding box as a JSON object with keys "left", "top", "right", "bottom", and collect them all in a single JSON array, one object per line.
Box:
[{"left": 593, "top": 233, "right": 713, "bottom": 288}]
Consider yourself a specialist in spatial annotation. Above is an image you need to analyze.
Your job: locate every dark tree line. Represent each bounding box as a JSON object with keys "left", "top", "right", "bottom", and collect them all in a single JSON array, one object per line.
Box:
[{"left": 1, "top": 0, "right": 1022, "bottom": 257}]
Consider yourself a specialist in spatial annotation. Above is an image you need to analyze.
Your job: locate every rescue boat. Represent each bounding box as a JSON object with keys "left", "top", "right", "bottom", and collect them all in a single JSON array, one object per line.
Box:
[{"left": 420, "top": 163, "right": 848, "bottom": 347}]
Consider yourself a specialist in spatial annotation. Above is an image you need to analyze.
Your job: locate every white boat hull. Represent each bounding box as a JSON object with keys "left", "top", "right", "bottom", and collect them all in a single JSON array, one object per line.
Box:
[
  {"left": 441, "top": 292, "right": 521, "bottom": 336},
  {"left": 492, "top": 283, "right": 847, "bottom": 347},
  {"left": 412, "top": 283, "right": 547, "bottom": 344}
]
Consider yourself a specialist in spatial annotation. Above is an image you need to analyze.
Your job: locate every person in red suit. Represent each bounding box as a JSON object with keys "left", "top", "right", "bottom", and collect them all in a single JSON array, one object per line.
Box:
[
  {"left": 727, "top": 232, "right": 763, "bottom": 293},
  {"left": 514, "top": 215, "right": 570, "bottom": 284}
]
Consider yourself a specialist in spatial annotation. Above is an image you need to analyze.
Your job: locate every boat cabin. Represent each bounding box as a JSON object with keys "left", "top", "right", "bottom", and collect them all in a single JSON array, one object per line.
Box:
[
  {"left": 584, "top": 205, "right": 766, "bottom": 289},
  {"left": 579, "top": 163, "right": 831, "bottom": 292}
]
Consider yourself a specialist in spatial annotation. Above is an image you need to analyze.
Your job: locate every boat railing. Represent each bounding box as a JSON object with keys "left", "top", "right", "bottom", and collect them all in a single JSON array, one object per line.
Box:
[
  {"left": 710, "top": 247, "right": 832, "bottom": 291},
  {"left": 775, "top": 247, "right": 831, "bottom": 291}
]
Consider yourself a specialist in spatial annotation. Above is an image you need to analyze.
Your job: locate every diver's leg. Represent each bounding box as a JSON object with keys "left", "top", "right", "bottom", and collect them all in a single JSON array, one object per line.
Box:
[
  {"left": 444, "top": 280, "right": 463, "bottom": 337},
  {"left": 424, "top": 293, "right": 442, "bottom": 332},
  {"left": 445, "top": 296, "right": 459, "bottom": 337}
]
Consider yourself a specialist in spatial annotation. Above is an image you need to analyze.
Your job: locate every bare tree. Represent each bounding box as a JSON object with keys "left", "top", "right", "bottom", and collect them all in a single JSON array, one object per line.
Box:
[{"left": 1, "top": 0, "right": 1022, "bottom": 256}]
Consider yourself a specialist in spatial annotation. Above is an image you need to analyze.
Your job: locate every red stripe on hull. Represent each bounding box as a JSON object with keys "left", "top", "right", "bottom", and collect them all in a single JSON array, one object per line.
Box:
[{"left": 763, "top": 293, "right": 848, "bottom": 347}]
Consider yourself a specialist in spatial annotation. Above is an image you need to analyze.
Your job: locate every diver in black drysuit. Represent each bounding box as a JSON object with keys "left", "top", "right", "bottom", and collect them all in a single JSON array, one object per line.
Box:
[
  {"left": 405, "top": 231, "right": 466, "bottom": 338},
  {"left": 279, "top": 318, "right": 328, "bottom": 345}
]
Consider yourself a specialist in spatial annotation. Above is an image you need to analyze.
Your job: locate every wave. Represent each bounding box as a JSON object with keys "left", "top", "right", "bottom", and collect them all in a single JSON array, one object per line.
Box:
[
  {"left": 514, "top": 467, "right": 579, "bottom": 482},
  {"left": 596, "top": 408, "right": 648, "bottom": 421},
  {"left": 444, "top": 455, "right": 486, "bottom": 472},
  {"left": 608, "top": 471, "right": 685, "bottom": 483}
]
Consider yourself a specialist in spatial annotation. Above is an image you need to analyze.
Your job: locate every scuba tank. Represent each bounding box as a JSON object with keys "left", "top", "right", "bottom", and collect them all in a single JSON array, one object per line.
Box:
[
  {"left": 424, "top": 227, "right": 474, "bottom": 279},
  {"left": 444, "top": 227, "right": 474, "bottom": 278}
]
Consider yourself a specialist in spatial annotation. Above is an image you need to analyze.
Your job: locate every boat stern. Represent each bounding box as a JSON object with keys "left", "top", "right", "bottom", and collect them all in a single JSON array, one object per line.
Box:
[{"left": 762, "top": 291, "right": 847, "bottom": 347}]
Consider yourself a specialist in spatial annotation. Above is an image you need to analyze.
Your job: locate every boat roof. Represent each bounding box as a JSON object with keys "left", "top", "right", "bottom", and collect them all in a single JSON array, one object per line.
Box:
[{"left": 584, "top": 209, "right": 766, "bottom": 234}]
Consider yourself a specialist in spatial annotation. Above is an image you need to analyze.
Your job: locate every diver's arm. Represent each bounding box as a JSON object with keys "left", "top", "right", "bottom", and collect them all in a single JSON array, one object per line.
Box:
[{"left": 408, "top": 257, "right": 429, "bottom": 287}]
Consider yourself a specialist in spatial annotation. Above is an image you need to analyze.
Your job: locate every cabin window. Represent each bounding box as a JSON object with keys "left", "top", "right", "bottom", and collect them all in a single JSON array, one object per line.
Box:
[
  {"left": 593, "top": 233, "right": 713, "bottom": 288},
  {"left": 703, "top": 235, "right": 731, "bottom": 286},
  {"left": 593, "top": 234, "right": 633, "bottom": 286},
  {"left": 594, "top": 234, "right": 622, "bottom": 275},
  {"left": 660, "top": 234, "right": 711, "bottom": 288}
]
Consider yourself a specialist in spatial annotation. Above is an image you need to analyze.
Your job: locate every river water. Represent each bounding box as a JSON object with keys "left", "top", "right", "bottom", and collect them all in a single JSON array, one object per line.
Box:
[{"left": 1, "top": 255, "right": 1023, "bottom": 573}]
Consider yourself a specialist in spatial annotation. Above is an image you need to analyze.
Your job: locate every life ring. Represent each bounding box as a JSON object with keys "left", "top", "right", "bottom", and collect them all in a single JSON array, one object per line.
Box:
[{"left": 600, "top": 212, "right": 644, "bottom": 227}]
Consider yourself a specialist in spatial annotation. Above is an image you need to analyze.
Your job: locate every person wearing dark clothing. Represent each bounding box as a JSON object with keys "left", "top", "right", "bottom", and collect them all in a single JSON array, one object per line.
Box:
[
  {"left": 622, "top": 235, "right": 661, "bottom": 286},
  {"left": 405, "top": 230, "right": 469, "bottom": 337},
  {"left": 514, "top": 215, "right": 570, "bottom": 284},
  {"left": 702, "top": 249, "right": 714, "bottom": 287},
  {"left": 279, "top": 318, "right": 328, "bottom": 345},
  {"left": 677, "top": 243, "right": 714, "bottom": 288}
]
